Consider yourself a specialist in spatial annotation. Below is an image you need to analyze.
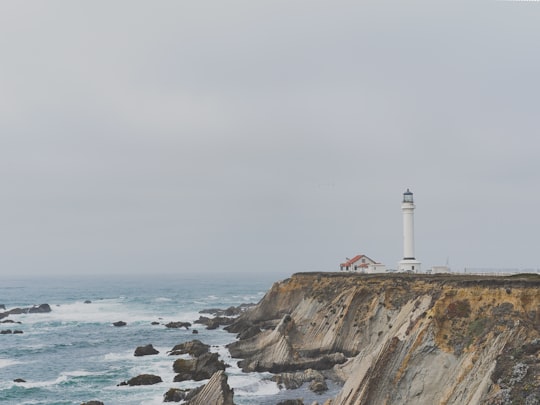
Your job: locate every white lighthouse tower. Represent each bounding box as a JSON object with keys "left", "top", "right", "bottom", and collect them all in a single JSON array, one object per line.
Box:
[{"left": 398, "top": 189, "right": 421, "bottom": 273}]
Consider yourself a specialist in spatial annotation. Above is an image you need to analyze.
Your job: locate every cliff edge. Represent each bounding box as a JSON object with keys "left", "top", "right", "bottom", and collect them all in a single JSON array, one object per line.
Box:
[{"left": 227, "top": 272, "right": 540, "bottom": 405}]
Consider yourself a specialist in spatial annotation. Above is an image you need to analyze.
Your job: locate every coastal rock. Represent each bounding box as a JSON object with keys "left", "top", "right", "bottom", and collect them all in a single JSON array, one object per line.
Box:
[
  {"left": 200, "top": 304, "right": 255, "bottom": 317},
  {"left": 195, "top": 316, "right": 234, "bottom": 330},
  {"left": 173, "top": 352, "right": 226, "bottom": 382},
  {"left": 0, "top": 312, "right": 7, "bottom": 320},
  {"left": 163, "top": 388, "right": 189, "bottom": 402},
  {"left": 84, "top": 300, "right": 92, "bottom": 304},
  {"left": 113, "top": 321, "right": 127, "bottom": 327},
  {"left": 193, "top": 329, "right": 199, "bottom": 334},
  {"left": 309, "top": 380, "right": 328, "bottom": 393},
  {"left": 13, "top": 330, "right": 23, "bottom": 334},
  {"left": 118, "top": 374, "right": 162, "bottom": 386},
  {"left": 1, "top": 329, "right": 12, "bottom": 334},
  {"left": 276, "top": 400, "right": 304, "bottom": 405},
  {"left": 0, "top": 304, "right": 5, "bottom": 310},
  {"left": 184, "top": 370, "right": 234, "bottom": 405},
  {"left": 228, "top": 314, "right": 346, "bottom": 373},
  {"left": 13, "top": 378, "right": 26, "bottom": 383},
  {"left": 169, "top": 339, "right": 210, "bottom": 357},
  {"left": 227, "top": 272, "right": 540, "bottom": 405},
  {"left": 28, "top": 304, "right": 52, "bottom": 313},
  {"left": 272, "top": 369, "right": 325, "bottom": 390},
  {"left": 151, "top": 321, "right": 160, "bottom": 325},
  {"left": 1, "top": 320, "right": 22, "bottom": 324},
  {"left": 80, "top": 401, "right": 104, "bottom": 405},
  {"left": 134, "top": 344, "right": 159, "bottom": 356},
  {"left": 165, "top": 321, "right": 191, "bottom": 329}
]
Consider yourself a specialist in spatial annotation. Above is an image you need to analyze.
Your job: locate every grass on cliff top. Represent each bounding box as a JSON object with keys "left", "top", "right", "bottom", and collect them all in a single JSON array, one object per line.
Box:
[{"left": 293, "top": 271, "right": 540, "bottom": 286}]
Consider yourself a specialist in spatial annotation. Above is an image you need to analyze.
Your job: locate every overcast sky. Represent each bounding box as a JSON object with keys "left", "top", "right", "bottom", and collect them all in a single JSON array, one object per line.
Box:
[{"left": 1, "top": 1, "right": 539, "bottom": 278}]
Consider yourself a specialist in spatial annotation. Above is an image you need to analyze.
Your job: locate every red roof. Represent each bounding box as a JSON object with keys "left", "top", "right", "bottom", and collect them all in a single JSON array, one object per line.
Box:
[{"left": 340, "top": 254, "right": 378, "bottom": 268}]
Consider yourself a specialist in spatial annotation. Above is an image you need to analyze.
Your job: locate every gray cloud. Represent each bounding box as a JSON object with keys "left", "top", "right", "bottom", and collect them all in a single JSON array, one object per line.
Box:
[{"left": 0, "top": 1, "right": 539, "bottom": 277}]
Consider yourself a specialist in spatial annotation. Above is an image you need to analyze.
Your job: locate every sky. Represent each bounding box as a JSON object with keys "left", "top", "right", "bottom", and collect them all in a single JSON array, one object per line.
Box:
[{"left": 0, "top": 1, "right": 539, "bottom": 279}]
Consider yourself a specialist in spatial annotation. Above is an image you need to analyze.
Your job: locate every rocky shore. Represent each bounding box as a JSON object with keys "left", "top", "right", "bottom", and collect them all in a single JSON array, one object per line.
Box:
[{"left": 225, "top": 272, "right": 540, "bottom": 405}]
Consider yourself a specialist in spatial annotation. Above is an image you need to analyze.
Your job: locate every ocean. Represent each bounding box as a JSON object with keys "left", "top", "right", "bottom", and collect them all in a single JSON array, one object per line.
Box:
[{"left": 0, "top": 274, "right": 340, "bottom": 405}]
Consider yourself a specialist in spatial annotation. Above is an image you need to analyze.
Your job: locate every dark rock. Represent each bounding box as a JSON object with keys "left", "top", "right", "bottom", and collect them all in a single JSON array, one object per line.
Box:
[
  {"left": 151, "top": 321, "right": 160, "bottom": 325},
  {"left": 224, "top": 318, "right": 254, "bottom": 334},
  {"left": 1, "top": 320, "right": 21, "bottom": 324},
  {"left": 165, "top": 321, "right": 191, "bottom": 329},
  {"left": 0, "top": 312, "right": 7, "bottom": 320},
  {"left": 113, "top": 321, "right": 127, "bottom": 327},
  {"left": 13, "top": 378, "right": 26, "bottom": 383},
  {"left": 118, "top": 374, "right": 162, "bottom": 386},
  {"left": 193, "top": 329, "right": 199, "bottom": 334},
  {"left": 0, "top": 304, "right": 5, "bottom": 310},
  {"left": 169, "top": 340, "right": 210, "bottom": 357},
  {"left": 81, "top": 401, "right": 104, "bottom": 405},
  {"left": 309, "top": 380, "right": 328, "bottom": 393},
  {"left": 13, "top": 330, "right": 23, "bottom": 334},
  {"left": 1, "top": 330, "right": 12, "bottom": 334},
  {"left": 199, "top": 304, "right": 254, "bottom": 317},
  {"left": 84, "top": 300, "right": 92, "bottom": 304},
  {"left": 237, "top": 325, "right": 261, "bottom": 340},
  {"left": 276, "top": 400, "right": 304, "bottom": 405},
  {"left": 7, "top": 308, "right": 24, "bottom": 315},
  {"left": 134, "top": 344, "right": 159, "bottom": 356},
  {"left": 173, "top": 352, "right": 226, "bottom": 382},
  {"left": 164, "top": 388, "right": 189, "bottom": 402},
  {"left": 28, "top": 304, "right": 52, "bottom": 313},
  {"left": 195, "top": 316, "right": 234, "bottom": 330}
]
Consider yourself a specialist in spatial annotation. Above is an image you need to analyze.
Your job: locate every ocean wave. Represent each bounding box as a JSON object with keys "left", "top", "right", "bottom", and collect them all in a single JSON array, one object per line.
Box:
[
  {"left": 231, "top": 377, "right": 280, "bottom": 397},
  {"left": 0, "top": 358, "right": 22, "bottom": 369},
  {"left": 153, "top": 297, "right": 173, "bottom": 302}
]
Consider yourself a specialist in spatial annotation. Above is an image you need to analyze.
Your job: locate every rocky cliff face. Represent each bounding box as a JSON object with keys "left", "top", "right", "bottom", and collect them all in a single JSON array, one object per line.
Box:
[{"left": 227, "top": 272, "right": 540, "bottom": 405}]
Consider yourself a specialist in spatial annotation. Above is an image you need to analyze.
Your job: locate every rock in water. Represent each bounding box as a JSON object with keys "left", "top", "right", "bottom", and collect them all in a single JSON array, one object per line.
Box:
[
  {"left": 28, "top": 304, "right": 52, "bottom": 313},
  {"left": 113, "top": 321, "right": 127, "bottom": 327},
  {"left": 173, "top": 352, "right": 226, "bottom": 382},
  {"left": 134, "top": 344, "right": 159, "bottom": 356},
  {"left": 184, "top": 370, "right": 234, "bottom": 405},
  {"left": 80, "top": 401, "right": 104, "bottom": 405},
  {"left": 165, "top": 321, "right": 191, "bottom": 329},
  {"left": 163, "top": 388, "right": 189, "bottom": 402},
  {"left": 276, "top": 400, "right": 304, "bottom": 405},
  {"left": 118, "top": 374, "right": 162, "bottom": 386},
  {"left": 13, "top": 378, "right": 26, "bottom": 383},
  {"left": 169, "top": 340, "right": 210, "bottom": 357}
]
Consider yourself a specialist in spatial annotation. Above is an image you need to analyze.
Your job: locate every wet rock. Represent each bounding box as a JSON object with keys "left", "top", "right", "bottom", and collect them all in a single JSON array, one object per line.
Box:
[
  {"left": 165, "top": 321, "right": 191, "bottom": 329},
  {"left": 28, "top": 304, "right": 52, "bottom": 313},
  {"left": 81, "top": 401, "right": 104, "bottom": 405},
  {"left": 199, "top": 304, "right": 255, "bottom": 317},
  {"left": 113, "top": 321, "right": 127, "bottom": 327},
  {"left": 272, "top": 369, "right": 325, "bottom": 390},
  {"left": 13, "top": 378, "right": 26, "bottom": 383},
  {"left": 151, "top": 321, "right": 160, "bottom": 325},
  {"left": 13, "top": 330, "right": 23, "bottom": 334},
  {"left": 173, "top": 352, "right": 226, "bottom": 382},
  {"left": 118, "top": 374, "right": 162, "bottom": 386},
  {"left": 0, "top": 304, "right": 5, "bottom": 310},
  {"left": 309, "top": 380, "right": 328, "bottom": 393},
  {"left": 194, "top": 316, "right": 234, "bottom": 330},
  {"left": 184, "top": 370, "right": 234, "bottom": 405},
  {"left": 84, "top": 300, "right": 92, "bottom": 304},
  {"left": 134, "top": 344, "right": 159, "bottom": 356},
  {"left": 193, "top": 329, "right": 199, "bottom": 334},
  {"left": 1, "top": 320, "right": 21, "bottom": 324},
  {"left": 164, "top": 388, "right": 189, "bottom": 402},
  {"left": 1, "top": 329, "right": 12, "bottom": 334},
  {"left": 169, "top": 340, "right": 210, "bottom": 357},
  {"left": 276, "top": 400, "right": 304, "bottom": 405}
]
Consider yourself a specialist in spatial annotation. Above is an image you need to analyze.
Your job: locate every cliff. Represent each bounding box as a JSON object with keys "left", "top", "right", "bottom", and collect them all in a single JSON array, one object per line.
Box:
[{"left": 227, "top": 272, "right": 540, "bottom": 405}]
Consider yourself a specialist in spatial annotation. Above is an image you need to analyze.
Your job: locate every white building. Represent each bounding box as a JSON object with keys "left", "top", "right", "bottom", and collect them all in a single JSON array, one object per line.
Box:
[
  {"left": 340, "top": 255, "right": 386, "bottom": 273},
  {"left": 398, "top": 189, "right": 422, "bottom": 273}
]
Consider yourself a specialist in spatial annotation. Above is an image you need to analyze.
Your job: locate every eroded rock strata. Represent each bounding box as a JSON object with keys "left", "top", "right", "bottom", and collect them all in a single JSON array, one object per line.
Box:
[{"left": 227, "top": 272, "right": 540, "bottom": 405}]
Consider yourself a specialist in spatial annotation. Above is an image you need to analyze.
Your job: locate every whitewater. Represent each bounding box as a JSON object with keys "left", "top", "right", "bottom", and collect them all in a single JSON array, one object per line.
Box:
[{"left": 0, "top": 274, "right": 339, "bottom": 405}]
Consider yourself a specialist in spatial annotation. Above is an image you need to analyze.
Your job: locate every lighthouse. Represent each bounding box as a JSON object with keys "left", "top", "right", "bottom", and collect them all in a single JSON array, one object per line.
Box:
[{"left": 398, "top": 189, "right": 421, "bottom": 273}]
